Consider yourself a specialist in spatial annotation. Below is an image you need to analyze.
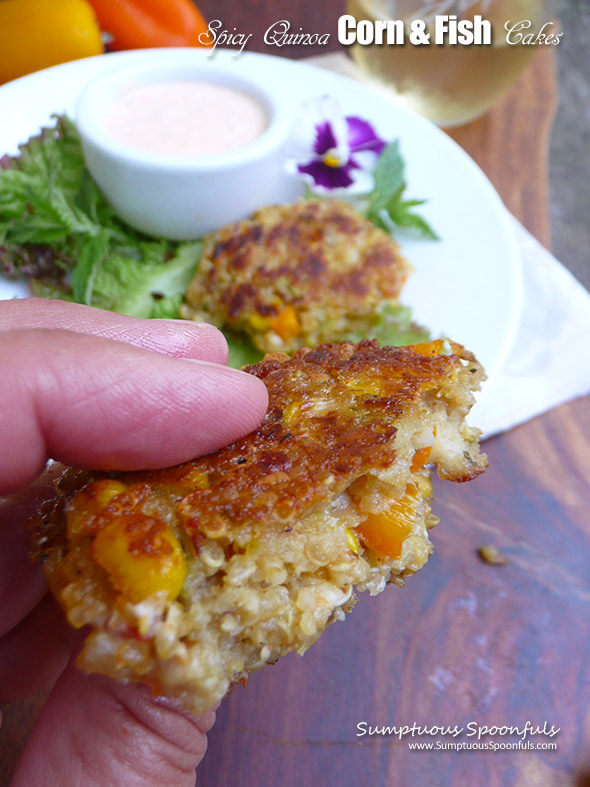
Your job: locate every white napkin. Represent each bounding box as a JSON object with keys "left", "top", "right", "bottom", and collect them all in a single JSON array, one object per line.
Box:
[
  {"left": 474, "top": 218, "right": 590, "bottom": 436},
  {"left": 304, "top": 53, "right": 590, "bottom": 438}
]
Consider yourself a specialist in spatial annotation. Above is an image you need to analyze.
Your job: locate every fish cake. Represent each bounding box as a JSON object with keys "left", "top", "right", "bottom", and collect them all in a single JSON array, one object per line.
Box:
[
  {"left": 32, "top": 339, "right": 487, "bottom": 714},
  {"left": 181, "top": 200, "right": 413, "bottom": 353}
]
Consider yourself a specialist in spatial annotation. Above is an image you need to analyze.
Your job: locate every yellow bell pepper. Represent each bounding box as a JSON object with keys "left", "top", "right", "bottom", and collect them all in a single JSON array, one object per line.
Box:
[{"left": 0, "top": 0, "right": 103, "bottom": 85}]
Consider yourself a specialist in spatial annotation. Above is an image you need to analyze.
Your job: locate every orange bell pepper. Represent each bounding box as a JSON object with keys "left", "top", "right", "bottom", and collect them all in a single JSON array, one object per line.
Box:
[
  {"left": 410, "top": 445, "right": 433, "bottom": 473},
  {"left": 86, "top": 0, "right": 212, "bottom": 50},
  {"left": 410, "top": 426, "right": 437, "bottom": 472},
  {"left": 271, "top": 306, "right": 302, "bottom": 342},
  {"left": 356, "top": 484, "right": 420, "bottom": 561},
  {"left": 0, "top": 0, "right": 103, "bottom": 85}
]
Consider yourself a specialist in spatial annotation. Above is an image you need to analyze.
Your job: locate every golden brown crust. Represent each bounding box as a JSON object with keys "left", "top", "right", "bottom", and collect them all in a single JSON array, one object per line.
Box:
[
  {"left": 176, "top": 340, "right": 476, "bottom": 533},
  {"left": 182, "top": 200, "right": 412, "bottom": 352}
]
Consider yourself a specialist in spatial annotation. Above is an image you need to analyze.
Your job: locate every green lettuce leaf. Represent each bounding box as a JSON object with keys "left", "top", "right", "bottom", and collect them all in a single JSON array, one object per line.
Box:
[
  {"left": 226, "top": 331, "right": 264, "bottom": 369},
  {"left": 89, "top": 241, "right": 202, "bottom": 319},
  {"left": 345, "top": 301, "right": 431, "bottom": 347},
  {"left": 0, "top": 115, "right": 202, "bottom": 318}
]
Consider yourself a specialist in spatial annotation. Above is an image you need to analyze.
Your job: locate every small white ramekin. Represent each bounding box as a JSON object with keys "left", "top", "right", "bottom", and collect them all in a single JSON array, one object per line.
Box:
[{"left": 76, "top": 51, "right": 293, "bottom": 240}]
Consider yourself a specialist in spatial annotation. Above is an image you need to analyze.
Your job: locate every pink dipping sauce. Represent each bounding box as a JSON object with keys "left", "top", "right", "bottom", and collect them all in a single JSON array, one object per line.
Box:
[{"left": 103, "top": 81, "right": 268, "bottom": 157}]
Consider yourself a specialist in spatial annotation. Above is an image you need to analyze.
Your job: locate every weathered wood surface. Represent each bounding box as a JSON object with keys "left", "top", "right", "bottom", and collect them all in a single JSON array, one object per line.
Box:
[{"left": 2, "top": 4, "right": 589, "bottom": 786}]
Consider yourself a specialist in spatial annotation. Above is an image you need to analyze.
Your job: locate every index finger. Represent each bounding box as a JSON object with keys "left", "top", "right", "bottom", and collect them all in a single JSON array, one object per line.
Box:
[{"left": 0, "top": 328, "right": 268, "bottom": 494}]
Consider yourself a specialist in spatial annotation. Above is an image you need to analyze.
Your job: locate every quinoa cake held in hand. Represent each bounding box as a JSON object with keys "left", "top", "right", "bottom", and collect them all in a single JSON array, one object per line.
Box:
[
  {"left": 181, "top": 199, "right": 413, "bottom": 353},
  {"left": 32, "top": 339, "right": 487, "bottom": 714}
]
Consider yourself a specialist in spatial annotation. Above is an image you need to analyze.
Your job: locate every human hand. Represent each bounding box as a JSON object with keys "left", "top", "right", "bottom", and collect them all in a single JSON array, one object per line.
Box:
[{"left": 0, "top": 298, "right": 269, "bottom": 786}]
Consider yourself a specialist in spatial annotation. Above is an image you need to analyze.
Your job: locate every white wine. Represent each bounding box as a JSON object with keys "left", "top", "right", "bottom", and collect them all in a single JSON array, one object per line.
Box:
[{"left": 347, "top": 0, "right": 554, "bottom": 126}]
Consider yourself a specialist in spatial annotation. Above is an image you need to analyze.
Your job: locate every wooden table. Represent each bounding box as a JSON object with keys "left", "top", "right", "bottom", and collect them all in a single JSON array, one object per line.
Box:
[{"left": 2, "top": 4, "right": 589, "bottom": 786}]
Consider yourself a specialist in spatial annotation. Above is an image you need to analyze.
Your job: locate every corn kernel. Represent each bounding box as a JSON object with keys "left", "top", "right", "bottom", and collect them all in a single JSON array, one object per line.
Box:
[
  {"left": 181, "top": 468, "right": 210, "bottom": 489},
  {"left": 67, "top": 479, "right": 128, "bottom": 538},
  {"left": 414, "top": 474, "right": 433, "bottom": 497},
  {"left": 248, "top": 312, "right": 273, "bottom": 332},
  {"left": 92, "top": 515, "right": 187, "bottom": 603},
  {"left": 282, "top": 401, "right": 301, "bottom": 427},
  {"left": 93, "top": 480, "right": 128, "bottom": 508},
  {"left": 345, "top": 527, "right": 360, "bottom": 555}
]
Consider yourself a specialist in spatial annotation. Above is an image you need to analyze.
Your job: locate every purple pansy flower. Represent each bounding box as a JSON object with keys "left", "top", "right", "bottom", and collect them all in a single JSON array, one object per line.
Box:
[{"left": 297, "top": 114, "right": 385, "bottom": 191}]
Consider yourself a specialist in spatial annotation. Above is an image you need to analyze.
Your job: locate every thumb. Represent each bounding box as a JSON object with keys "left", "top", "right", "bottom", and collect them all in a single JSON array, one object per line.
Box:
[{"left": 11, "top": 661, "right": 217, "bottom": 787}]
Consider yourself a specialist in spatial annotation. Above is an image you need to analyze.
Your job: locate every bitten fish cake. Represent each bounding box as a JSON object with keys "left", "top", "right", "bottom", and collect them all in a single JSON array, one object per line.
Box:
[
  {"left": 181, "top": 199, "right": 413, "bottom": 353},
  {"left": 32, "top": 339, "right": 487, "bottom": 714}
]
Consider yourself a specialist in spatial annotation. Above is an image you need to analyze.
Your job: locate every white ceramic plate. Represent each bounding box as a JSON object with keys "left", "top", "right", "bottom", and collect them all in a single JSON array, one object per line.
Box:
[{"left": 0, "top": 48, "right": 522, "bottom": 396}]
